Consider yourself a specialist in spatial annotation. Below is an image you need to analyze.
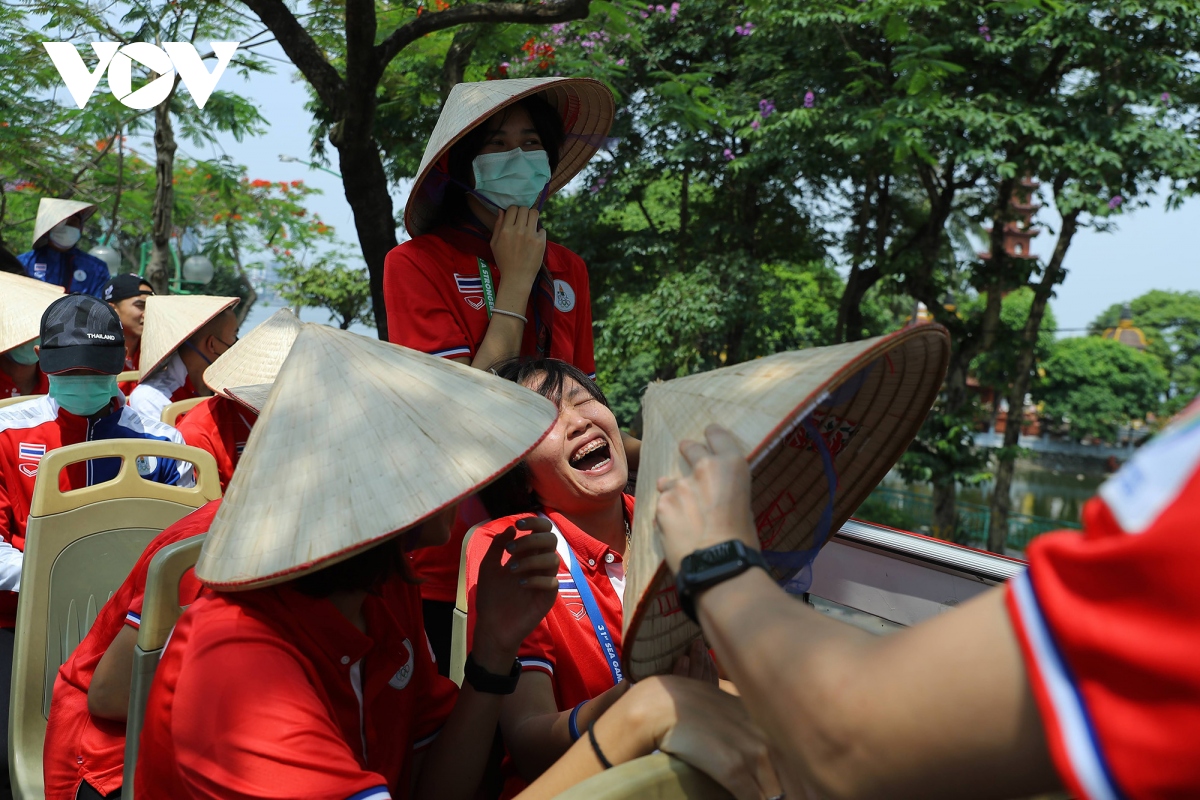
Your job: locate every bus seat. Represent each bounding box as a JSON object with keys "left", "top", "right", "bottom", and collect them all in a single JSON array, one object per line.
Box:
[
  {"left": 450, "top": 522, "right": 487, "bottom": 687},
  {"left": 0, "top": 395, "right": 44, "bottom": 411},
  {"left": 161, "top": 397, "right": 205, "bottom": 426},
  {"left": 551, "top": 753, "right": 732, "bottom": 799},
  {"left": 117, "top": 370, "right": 140, "bottom": 386}
]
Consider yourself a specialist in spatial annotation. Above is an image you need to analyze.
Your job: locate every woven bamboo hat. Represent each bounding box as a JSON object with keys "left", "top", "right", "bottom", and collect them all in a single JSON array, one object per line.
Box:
[
  {"left": 203, "top": 308, "right": 303, "bottom": 396},
  {"left": 139, "top": 294, "right": 240, "bottom": 378},
  {"left": 0, "top": 272, "right": 65, "bottom": 353},
  {"left": 195, "top": 325, "right": 559, "bottom": 589},
  {"left": 404, "top": 77, "right": 615, "bottom": 237},
  {"left": 623, "top": 325, "right": 951, "bottom": 680},
  {"left": 224, "top": 383, "right": 271, "bottom": 414},
  {"left": 32, "top": 198, "right": 98, "bottom": 248}
]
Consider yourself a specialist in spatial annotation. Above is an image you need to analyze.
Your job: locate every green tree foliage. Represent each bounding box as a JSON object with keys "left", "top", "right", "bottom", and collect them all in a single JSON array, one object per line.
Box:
[
  {"left": 1089, "top": 290, "right": 1200, "bottom": 415},
  {"left": 277, "top": 259, "right": 375, "bottom": 330},
  {"left": 1036, "top": 337, "right": 1167, "bottom": 442}
]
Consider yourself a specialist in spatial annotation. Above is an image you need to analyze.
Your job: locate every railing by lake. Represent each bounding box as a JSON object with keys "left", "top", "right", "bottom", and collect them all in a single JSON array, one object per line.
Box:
[{"left": 856, "top": 487, "right": 1082, "bottom": 553}]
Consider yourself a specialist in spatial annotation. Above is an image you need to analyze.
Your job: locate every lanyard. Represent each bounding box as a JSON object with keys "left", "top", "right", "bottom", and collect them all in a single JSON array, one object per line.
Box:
[
  {"left": 541, "top": 514, "right": 623, "bottom": 686},
  {"left": 476, "top": 258, "right": 497, "bottom": 318}
]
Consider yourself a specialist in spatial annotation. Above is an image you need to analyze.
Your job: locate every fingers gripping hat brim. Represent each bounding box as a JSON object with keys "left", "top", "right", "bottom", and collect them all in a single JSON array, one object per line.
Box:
[
  {"left": 204, "top": 308, "right": 303, "bottom": 395},
  {"left": 622, "top": 325, "right": 952, "bottom": 681},
  {"left": 32, "top": 198, "right": 98, "bottom": 248},
  {"left": 404, "top": 77, "right": 616, "bottom": 238},
  {"left": 0, "top": 272, "right": 64, "bottom": 353},
  {"left": 139, "top": 295, "right": 241, "bottom": 378},
  {"left": 194, "top": 325, "right": 560, "bottom": 590}
]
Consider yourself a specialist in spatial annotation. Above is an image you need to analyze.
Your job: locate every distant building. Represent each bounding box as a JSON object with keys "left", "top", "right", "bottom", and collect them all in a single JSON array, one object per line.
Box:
[
  {"left": 980, "top": 176, "right": 1041, "bottom": 261},
  {"left": 1101, "top": 303, "right": 1149, "bottom": 351}
]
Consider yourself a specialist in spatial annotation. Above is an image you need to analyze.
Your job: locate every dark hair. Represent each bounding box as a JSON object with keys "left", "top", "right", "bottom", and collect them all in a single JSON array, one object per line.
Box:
[
  {"left": 478, "top": 358, "right": 610, "bottom": 519},
  {"left": 293, "top": 532, "right": 419, "bottom": 598},
  {"left": 433, "top": 94, "right": 565, "bottom": 228}
]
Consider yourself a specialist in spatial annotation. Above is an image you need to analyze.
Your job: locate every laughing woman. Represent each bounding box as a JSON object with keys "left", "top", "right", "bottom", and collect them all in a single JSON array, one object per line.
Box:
[
  {"left": 465, "top": 359, "right": 716, "bottom": 797},
  {"left": 384, "top": 78, "right": 641, "bottom": 669}
]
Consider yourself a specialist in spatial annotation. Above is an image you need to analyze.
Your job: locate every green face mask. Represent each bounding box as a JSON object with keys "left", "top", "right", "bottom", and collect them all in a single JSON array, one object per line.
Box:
[
  {"left": 48, "top": 374, "right": 118, "bottom": 416},
  {"left": 6, "top": 340, "right": 39, "bottom": 366}
]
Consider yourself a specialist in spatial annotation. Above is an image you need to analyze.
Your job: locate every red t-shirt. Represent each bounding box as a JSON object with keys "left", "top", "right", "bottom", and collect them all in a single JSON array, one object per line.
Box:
[
  {"left": 43, "top": 500, "right": 217, "bottom": 800},
  {"left": 176, "top": 395, "right": 256, "bottom": 492},
  {"left": 384, "top": 226, "right": 596, "bottom": 603},
  {"left": 0, "top": 365, "right": 48, "bottom": 399},
  {"left": 135, "top": 573, "right": 458, "bottom": 800},
  {"left": 1006, "top": 398, "right": 1200, "bottom": 800},
  {"left": 118, "top": 346, "right": 140, "bottom": 396}
]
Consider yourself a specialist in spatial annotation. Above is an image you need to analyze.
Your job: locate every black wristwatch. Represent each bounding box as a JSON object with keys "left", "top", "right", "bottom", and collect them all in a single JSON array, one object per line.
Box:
[
  {"left": 463, "top": 652, "right": 522, "bottom": 694},
  {"left": 675, "top": 540, "right": 768, "bottom": 624}
]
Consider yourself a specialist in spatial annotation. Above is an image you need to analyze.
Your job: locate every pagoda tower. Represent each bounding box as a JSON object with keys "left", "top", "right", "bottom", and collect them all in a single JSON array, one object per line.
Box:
[
  {"left": 1101, "top": 304, "right": 1149, "bottom": 351},
  {"left": 980, "top": 176, "right": 1041, "bottom": 260}
]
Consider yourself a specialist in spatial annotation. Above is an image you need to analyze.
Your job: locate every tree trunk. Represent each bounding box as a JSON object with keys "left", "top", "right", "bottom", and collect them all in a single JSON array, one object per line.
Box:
[
  {"left": 987, "top": 207, "right": 1080, "bottom": 553},
  {"left": 335, "top": 136, "right": 397, "bottom": 340},
  {"left": 931, "top": 478, "right": 957, "bottom": 541},
  {"left": 147, "top": 96, "right": 177, "bottom": 295},
  {"left": 930, "top": 356, "right": 971, "bottom": 540},
  {"left": 224, "top": 217, "right": 257, "bottom": 325}
]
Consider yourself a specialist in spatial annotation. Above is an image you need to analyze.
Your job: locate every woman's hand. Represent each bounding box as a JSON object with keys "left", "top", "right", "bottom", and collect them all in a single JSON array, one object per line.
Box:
[
  {"left": 656, "top": 424, "right": 760, "bottom": 574},
  {"left": 672, "top": 637, "right": 719, "bottom": 686},
  {"left": 472, "top": 518, "right": 559, "bottom": 673},
  {"left": 596, "top": 676, "right": 782, "bottom": 800},
  {"left": 491, "top": 206, "right": 547, "bottom": 294}
]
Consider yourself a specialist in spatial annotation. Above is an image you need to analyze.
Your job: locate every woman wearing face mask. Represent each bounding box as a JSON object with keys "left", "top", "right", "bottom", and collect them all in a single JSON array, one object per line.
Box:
[
  {"left": 17, "top": 198, "right": 111, "bottom": 298},
  {"left": 464, "top": 359, "right": 717, "bottom": 797},
  {"left": 384, "top": 79, "right": 634, "bottom": 670}
]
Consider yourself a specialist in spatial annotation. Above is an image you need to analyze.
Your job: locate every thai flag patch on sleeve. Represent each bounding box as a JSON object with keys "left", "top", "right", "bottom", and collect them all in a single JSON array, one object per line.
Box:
[
  {"left": 454, "top": 274, "right": 483, "bottom": 294},
  {"left": 18, "top": 443, "right": 46, "bottom": 462}
]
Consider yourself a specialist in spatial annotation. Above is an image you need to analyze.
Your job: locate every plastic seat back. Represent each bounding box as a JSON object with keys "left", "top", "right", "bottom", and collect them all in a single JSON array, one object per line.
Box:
[
  {"left": 161, "top": 396, "right": 205, "bottom": 426},
  {"left": 8, "top": 440, "right": 220, "bottom": 800},
  {"left": 450, "top": 522, "right": 487, "bottom": 687},
  {"left": 551, "top": 753, "right": 732, "bottom": 800},
  {"left": 117, "top": 370, "right": 140, "bottom": 386},
  {"left": 0, "top": 395, "right": 44, "bottom": 411},
  {"left": 121, "top": 533, "right": 206, "bottom": 800}
]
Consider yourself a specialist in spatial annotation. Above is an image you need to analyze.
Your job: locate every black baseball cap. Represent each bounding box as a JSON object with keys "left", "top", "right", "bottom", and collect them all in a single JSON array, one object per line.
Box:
[
  {"left": 102, "top": 273, "right": 155, "bottom": 304},
  {"left": 39, "top": 294, "right": 126, "bottom": 375}
]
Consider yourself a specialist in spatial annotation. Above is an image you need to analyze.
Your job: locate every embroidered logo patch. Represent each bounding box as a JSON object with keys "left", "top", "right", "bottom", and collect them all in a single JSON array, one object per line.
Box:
[
  {"left": 465, "top": 296, "right": 485, "bottom": 311},
  {"left": 18, "top": 443, "right": 45, "bottom": 462},
  {"left": 135, "top": 455, "right": 158, "bottom": 476},
  {"left": 389, "top": 639, "right": 415, "bottom": 690},
  {"left": 455, "top": 273, "right": 483, "bottom": 294},
  {"left": 557, "top": 571, "right": 586, "bottom": 620},
  {"left": 553, "top": 280, "right": 575, "bottom": 313},
  {"left": 18, "top": 464, "right": 38, "bottom": 478},
  {"left": 73, "top": 269, "right": 88, "bottom": 283}
]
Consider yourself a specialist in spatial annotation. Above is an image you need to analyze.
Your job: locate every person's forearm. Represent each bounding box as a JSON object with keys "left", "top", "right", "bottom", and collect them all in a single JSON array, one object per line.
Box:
[
  {"left": 469, "top": 276, "right": 536, "bottom": 370},
  {"left": 697, "top": 569, "right": 876, "bottom": 796},
  {"left": 506, "top": 681, "right": 629, "bottom": 780},
  {"left": 89, "top": 624, "right": 138, "bottom": 721}
]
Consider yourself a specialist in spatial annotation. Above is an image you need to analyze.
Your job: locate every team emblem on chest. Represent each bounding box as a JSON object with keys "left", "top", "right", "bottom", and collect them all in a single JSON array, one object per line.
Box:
[
  {"left": 389, "top": 638, "right": 415, "bottom": 690},
  {"left": 454, "top": 274, "right": 487, "bottom": 311},
  {"left": 553, "top": 280, "right": 575, "bottom": 313},
  {"left": 18, "top": 442, "right": 44, "bottom": 478},
  {"left": 557, "top": 570, "right": 586, "bottom": 620}
]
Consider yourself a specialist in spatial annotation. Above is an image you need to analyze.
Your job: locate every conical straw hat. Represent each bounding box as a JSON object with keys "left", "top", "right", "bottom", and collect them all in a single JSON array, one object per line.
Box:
[
  {"left": 32, "top": 198, "right": 98, "bottom": 248},
  {"left": 203, "top": 308, "right": 303, "bottom": 396},
  {"left": 195, "top": 325, "right": 559, "bottom": 589},
  {"left": 0, "top": 272, "right": 65, "bottom": 353},
  {"left": 405, "top": 77, "right": 615, "bottom": 237},
  {"left": 224, "top": 383, "right": 271, "bottom": 414},
  {"left": 623, "top": 325, "right": 951, "bottom": 680},
  {"left": 139, "top": 294, "right": 240, "bottom": 378}
]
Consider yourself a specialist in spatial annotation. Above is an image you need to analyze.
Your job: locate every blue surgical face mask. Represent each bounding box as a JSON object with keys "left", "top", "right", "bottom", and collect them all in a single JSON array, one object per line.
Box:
[
  {"left": 48, "top": 374, "right": 118, "bottom": 416},
  {"left": 6, "top": 340, "right": 39, "bottom": 366},
  {"left": 471, "top": 148, "right": 552, "bottom": 211}
]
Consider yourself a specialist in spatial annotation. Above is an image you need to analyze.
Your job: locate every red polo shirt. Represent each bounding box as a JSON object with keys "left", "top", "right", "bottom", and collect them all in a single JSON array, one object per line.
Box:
[
  {"left": 135, "top": 572, "right": 457, "bottom": 800},
  {"left": 0, "top": 365, "right": 48, "bottom": 399},
  {"left": 43, "top": 500, "right": 217, "bottom": 800},
  {"left": 384, "top": 226, "right": 596, "bottom": 602},
  {"left": 176, "top": 395, "right": 256, "bottom": 492}
]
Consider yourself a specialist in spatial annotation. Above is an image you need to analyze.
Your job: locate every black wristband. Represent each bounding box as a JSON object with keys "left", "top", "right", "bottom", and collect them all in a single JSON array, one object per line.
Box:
[
  {"left": 463, "top": 652, "right": 521, "bottom": 694},
  {"left": 588, "top": 722, "right": 613, "bottom": 769}
]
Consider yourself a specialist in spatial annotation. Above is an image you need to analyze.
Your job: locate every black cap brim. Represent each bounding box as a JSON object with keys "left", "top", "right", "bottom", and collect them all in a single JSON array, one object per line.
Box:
[{"left": 40, "top": 344, "right": 125, "bottom": 375}]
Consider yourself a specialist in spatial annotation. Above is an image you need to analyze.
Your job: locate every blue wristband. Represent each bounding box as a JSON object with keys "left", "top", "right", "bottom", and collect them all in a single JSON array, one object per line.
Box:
[{"left": 568, "top": 700, "right": 588, "bottom": 742}]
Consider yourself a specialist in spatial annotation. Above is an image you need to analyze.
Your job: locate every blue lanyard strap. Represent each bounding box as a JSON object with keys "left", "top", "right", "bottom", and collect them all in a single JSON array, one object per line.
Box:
[{"left": 548, "top": 515, "right": 623, "bottom": 686}]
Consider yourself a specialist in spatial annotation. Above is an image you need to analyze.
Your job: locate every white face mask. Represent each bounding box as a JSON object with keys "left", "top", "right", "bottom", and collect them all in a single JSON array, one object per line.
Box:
[{"left": 48, "top": 222, "right": 82, "bottom": 249}]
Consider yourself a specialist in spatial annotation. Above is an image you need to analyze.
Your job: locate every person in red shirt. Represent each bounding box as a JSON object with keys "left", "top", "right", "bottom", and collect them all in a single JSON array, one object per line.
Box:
[
  {"left": 0, "top": 272, "right": 63, "bottom": 399},
  {"left": 134, "top": 325, "right": 774, "bottom": 800},
  {"left": 465, "top": 358, "right": 715, "bottom": 796},
  {"left": 650, "top": 395, "right": 1200, "bottom": 800},
  {"left": 101, "top": 274, "right": 154, "bottom": 396},
  {"left": 128, "top": 295, "right": 239, "bottom": 422},
  {"left": 385, "top": 79, "right": 643, "bottom": 659},
  {"left": 176, "top": 309, "right": 304, "bottom": 490},
  {"left": 44, "top": 500, "right": 218, "bottom": 800}
]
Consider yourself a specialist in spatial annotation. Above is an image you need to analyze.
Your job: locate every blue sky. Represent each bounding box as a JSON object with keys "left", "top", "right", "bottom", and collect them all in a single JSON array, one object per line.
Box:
[{"left": 179, "top": 42, "right": 1199, "bottom": 336}]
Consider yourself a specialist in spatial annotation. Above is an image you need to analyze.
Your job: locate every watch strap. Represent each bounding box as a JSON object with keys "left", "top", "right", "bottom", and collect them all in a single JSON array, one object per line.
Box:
[
  {"left": 463, "top": 652, "right": 521, "bottom": 694},
  {"left": 676, "top": 540, "right": 768, "bottom": 624}
]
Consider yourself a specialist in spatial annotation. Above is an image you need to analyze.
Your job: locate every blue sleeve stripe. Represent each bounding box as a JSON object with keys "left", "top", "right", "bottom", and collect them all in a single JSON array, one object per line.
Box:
[
  {"left": 1011, "top": 571, "right": 1125, "bottom": 800},
  {"left": 345, "top": 787, "right": 390, "bottom": 800}
]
